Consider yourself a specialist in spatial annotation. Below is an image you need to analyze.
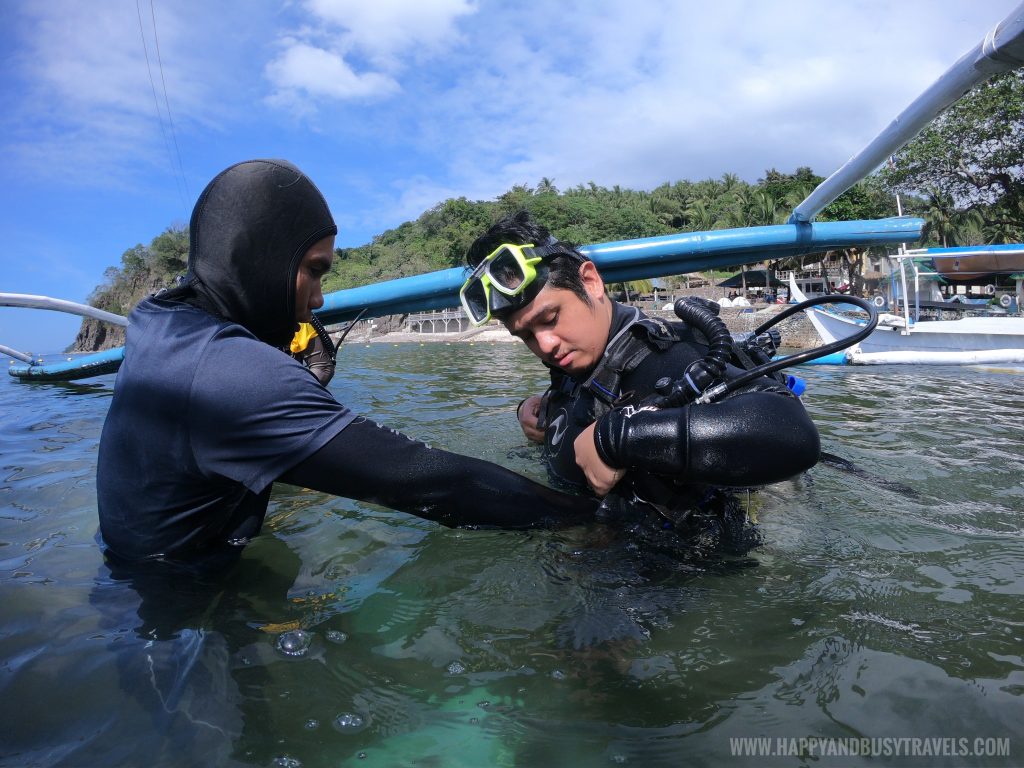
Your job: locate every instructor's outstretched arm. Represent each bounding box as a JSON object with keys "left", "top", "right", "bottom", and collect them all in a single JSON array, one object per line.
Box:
[{"left": 280, "top": 417, "right": 597, "bottom": 528}]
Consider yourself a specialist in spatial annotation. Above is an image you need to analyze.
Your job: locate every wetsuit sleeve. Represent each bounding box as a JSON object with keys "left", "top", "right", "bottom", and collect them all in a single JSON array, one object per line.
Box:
[
  {"left": 279, "top": 417, "right": 597, "bottom": 528},
  {"left": 592, "top": 389, "right": 820, "bottom": 487}
]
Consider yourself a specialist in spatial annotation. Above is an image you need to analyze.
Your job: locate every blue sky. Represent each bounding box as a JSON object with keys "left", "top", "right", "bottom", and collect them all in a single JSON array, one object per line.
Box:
[{"left": 1, "top": 0, "right": 1019, "bottom": 354}]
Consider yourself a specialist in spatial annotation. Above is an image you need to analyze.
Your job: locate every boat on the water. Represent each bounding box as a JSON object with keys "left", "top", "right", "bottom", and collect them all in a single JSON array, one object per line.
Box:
[
  {"left": 3, "top": 219, "right": 922, "bottom": 380},
  {"left": 791, "top": 246, "right": 1024, "bottom": 365},
  {"left": 931, "top": 244, "right": 1024, "bottom": 281}
]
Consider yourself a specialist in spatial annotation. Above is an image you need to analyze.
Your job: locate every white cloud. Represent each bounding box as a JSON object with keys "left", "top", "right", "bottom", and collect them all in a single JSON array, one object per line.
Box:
[
  {"left": 263, "top": 0, "right": 476, "bottom": 109},
  {"left": 305, "top": 0, "right": 475, "bottom": 66},
  {"left": 2, "top": 0, "right": 244, "bottom": 188},
  {"left": 382, "top": 0, "right": 1023, "bottom": 203},
  {"left": 265, "top": 42, "right": 400, "bottom": 103},
  {"left": 5, "top": 0, "right": 1021, "bottom": 254}
]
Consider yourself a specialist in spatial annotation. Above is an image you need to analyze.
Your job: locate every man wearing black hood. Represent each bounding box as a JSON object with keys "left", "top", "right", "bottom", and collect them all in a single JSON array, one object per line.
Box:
[{"left": 97, "top": 160, "right": 595, "bottom": 565}]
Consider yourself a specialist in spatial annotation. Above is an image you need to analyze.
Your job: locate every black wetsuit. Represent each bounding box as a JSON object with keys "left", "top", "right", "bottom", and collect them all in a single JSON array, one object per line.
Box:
[
  {"left": 539, "top": 301, "right": 819, "bottom": 524},
  {"left": 97, "top": 160, "right": 594, "bottom": 565}
]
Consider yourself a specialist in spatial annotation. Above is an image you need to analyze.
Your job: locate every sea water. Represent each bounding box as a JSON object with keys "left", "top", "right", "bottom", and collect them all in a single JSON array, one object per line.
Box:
[{"left": 1, "top": 344, "right": 1022, "bottom": 767}]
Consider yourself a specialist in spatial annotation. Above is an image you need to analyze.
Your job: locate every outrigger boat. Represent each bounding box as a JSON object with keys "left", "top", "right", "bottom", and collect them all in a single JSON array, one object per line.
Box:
[
  {"left": 3, "top": 218, "right": 919, "bottom": 381},
  {"left": 790, "top": 245, "right": 1024, "bottom": 365},
  {"left": 6, "top": 2, "right": 1024, "bottom": 381}
]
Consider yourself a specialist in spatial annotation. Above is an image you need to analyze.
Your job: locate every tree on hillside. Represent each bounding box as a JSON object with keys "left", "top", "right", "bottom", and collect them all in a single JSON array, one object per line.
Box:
[
  {"left": 151, "top": 226, "right": 190, "bottom": 273},
  {"left": 89, "top": 166, "right": 887, "bottom": 330},
  {"left": 89, "top": 226, "right": 188, "bottom": 315},
  {"left": 884, "top": 70, "right": 1024, "bottom": 243},
  {"left": 535, "top": 177, "right": 558, "bottom": 195},
  {"left": 760, "top": 166, "right": 822, "bottom": 211}
]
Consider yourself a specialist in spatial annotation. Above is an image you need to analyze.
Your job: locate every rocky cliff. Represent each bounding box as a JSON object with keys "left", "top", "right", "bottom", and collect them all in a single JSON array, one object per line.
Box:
[{"left": 69, "top": 318, "right": 127, "bottom": 353}]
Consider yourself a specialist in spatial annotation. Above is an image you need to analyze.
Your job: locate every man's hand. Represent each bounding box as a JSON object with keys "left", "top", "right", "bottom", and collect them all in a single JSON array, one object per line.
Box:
[
  {"left": 574, "top": 423, "right": 626, "bottom": 496},
  {"left": 517, "top": 395, "right": 546, "bottom": 443}
]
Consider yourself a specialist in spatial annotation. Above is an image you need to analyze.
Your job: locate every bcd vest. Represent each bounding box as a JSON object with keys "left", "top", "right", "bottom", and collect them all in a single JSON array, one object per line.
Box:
[{"left": 540, "top": 308, "right": 688, "bottom": 489}]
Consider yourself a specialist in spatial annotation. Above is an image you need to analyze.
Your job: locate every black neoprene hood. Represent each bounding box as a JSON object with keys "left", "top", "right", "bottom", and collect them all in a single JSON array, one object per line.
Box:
[{"left": 186, "top": 159, "right": 337, "bottom": 347}]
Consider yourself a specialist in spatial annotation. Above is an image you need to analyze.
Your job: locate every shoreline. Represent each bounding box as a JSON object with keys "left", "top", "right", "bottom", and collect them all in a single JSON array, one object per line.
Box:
[
  {"left": 60, "top": 303, "right": 821, "bottom": 355},
  {"left": 349, "top": 305, "right": 821, "bottom": 348},
  {"left": 356, "top": 326, "right": 516, "bottom": 345}
]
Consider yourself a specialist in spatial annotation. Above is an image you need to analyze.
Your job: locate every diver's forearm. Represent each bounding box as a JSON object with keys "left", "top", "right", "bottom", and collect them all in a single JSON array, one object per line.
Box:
[
  {"left": 280, "top": 417, "right": 596, "bottom": 527},
  {"left": 593, "top": 392, "right": 820, "bottom": 486}
]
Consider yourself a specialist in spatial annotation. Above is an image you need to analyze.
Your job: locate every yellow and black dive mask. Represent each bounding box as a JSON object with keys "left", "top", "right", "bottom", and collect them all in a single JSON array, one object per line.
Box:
[{"left": 459, "top": 243, "right": 560, "bottom": 326}]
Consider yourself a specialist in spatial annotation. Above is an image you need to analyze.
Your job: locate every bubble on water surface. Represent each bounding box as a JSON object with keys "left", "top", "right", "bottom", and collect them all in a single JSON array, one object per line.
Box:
[
  {"left": 304, "top": 719, "right": 319, "bottom": 730},
  {"left": 272, "top": 756, "right": 301, "bottom": 768},
  {"left": 325, "top": 630, "right": 347, "bottom": 644},
  {"left": 333, "top": 712, "right": 367, "bottom": 732},
  {"left": 446, "top": 661, "right": 466, "bottom": 675},
  {"left": 275, "top": 630, "right": 313, "bottom": 657}
]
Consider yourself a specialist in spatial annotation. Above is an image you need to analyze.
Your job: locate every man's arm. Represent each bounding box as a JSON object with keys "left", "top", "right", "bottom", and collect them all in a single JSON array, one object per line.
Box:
[
  {"left": 589, "top": 390, "right": 820, "bottom": 490},
  {"left": 279, "top": 417, "right": 596, "bottom": 527}
]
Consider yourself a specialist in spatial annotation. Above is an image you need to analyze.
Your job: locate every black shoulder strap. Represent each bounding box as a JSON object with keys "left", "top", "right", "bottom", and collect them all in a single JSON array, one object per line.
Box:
[{"left": 584, "top": 309, "right": 684, "bottom": 406}]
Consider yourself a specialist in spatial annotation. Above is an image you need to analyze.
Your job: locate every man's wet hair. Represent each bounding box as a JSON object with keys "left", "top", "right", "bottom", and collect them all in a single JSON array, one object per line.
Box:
[{"left": 466, "top": 210, "right": 593, "bottom": 306}]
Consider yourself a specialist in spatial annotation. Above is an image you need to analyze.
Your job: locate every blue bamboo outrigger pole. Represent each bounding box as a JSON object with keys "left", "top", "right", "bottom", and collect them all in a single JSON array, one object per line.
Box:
[
  {"left": 7, "top": 219, "right": 922, "bottom": 381},
  {"left": 315, "top": 218, "right": 922, "bottom": 324},
  {"left": 8, "top": 1, "right": 1024, "bottom": 382}
]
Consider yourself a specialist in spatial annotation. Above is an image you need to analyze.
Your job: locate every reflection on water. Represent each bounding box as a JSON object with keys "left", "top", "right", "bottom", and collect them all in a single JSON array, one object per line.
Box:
[{"left": 1, "top": 348, "right": 1023, "bottom": 767}]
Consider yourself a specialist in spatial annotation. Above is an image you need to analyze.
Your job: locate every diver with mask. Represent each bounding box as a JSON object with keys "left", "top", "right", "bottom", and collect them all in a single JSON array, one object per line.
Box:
[
  {"left": 97, "top": 161, "right": 596, "bottom": 566},
  {"left": 461, "top": 211, "right": 821, "bottom": 548}
]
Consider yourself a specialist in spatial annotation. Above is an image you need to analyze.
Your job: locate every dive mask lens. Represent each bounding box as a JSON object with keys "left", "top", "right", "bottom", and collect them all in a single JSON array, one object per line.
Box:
[
  {"left": 460, "top": 276, "right": 491, "bottom": 325},
  {"left": 487, "top": 247, "right": 529, "bottom": 293}
]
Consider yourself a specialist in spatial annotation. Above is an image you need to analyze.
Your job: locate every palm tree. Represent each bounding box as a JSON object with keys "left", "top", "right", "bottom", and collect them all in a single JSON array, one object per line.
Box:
[
  {"left": 923, "top": 187, "right": 956, "bottom": 247},
  {"left": 721, "top": 187, "right": 753, "bottom": 230},
  {"left": 952, "top": 210, "right": 985, "bottom": 246},
  {"left": 535, "top": 177, "right": 558, "bottom": 195},
  {"left": 720, "top": 172, "right": 741, "bottom": 193},
  {"left": 749, "top": 190, "right": 782, "bottom": 226},
  {"left": 982, "top": 215, "right": 1024, "bottom": 244},
  {"left": 649, "top": 189, "right": 687, "bottom": 229},
  {"left": 683, "top": 199, "right": 719, "bottom": 232}
]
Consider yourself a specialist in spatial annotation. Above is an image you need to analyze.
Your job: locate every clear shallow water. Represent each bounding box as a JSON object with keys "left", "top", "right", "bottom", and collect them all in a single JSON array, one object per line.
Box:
[{"left": 2, "top": 345, "right": 1023, "bottom": 767}]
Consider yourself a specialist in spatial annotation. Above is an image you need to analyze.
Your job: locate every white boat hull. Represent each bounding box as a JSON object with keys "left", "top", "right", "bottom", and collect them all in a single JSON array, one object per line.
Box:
[
  {"left": 849, "top": 348, "right": 1024, "bottom": 365},
  {"left": 810, "top": 310, "right": 1024, "bottom": 351},
  {"left": 790, "top": 276, "right": 1024, "bottom": 365}
]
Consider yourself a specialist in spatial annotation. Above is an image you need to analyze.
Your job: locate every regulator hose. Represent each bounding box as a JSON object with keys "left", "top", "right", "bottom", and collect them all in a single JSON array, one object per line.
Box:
[
  {"left": 672, "top": 296, "right": 732, "bottom": 389},
  {"left": 311, "top": 306, "right": 368, "bottom": 357},
  {"left": 309, "top": 314, "right": 337, "bottom": 362},
  {"left": 646, "top": 294, "right": 878, "bottom": 408},
  {"left": 693, "top": 294, "right": 878, "bottom": 404},
  {"left": 642, "top": 297, "right": 734, "bottom": 408}
]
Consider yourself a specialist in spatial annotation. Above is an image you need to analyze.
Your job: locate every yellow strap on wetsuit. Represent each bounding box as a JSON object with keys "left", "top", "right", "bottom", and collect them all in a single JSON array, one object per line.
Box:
[{"left": 290, "top": 323, "right": 318, "bottom": 355}]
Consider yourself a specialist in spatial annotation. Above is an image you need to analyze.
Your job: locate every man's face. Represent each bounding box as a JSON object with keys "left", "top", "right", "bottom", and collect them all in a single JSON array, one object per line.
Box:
[
  {"left": 294, "top": 235, "right": 335, "bottom": 323},
  {"left": 502, "top": 261, "right": 611, "bottom": 376}
]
